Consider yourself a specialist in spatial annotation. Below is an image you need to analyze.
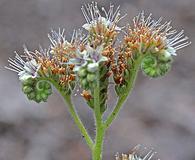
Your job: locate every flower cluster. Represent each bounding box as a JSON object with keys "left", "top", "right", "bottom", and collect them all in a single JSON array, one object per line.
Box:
[
  {"left": 6, "top": 3, "right": 190, "bottom": 103},
  {"left": 5, "top": 29, "right": 85, "bottom": 101},
  {"left": 5, "top": 2, "right": 191, "bottom": 160},
  {"left": 113, "top": 11, "right": 191, "bottom": 84},
  {"left": 115, "top": 145, "right": 157, "bottom": 160}
]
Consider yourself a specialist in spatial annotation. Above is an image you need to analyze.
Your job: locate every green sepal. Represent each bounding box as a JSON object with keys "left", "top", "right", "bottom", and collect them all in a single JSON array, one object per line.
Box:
[{"left": 115, "top": 85, "right": 127, "bottom": 97}]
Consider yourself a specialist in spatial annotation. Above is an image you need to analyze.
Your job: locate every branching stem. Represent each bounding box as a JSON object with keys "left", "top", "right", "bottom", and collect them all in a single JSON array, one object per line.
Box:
[
  {"left": 104, "top": 56, "right": 143, "bottom": 129},
  {"left": 37, "top": 77, "right": 94, "bottom": 150}
]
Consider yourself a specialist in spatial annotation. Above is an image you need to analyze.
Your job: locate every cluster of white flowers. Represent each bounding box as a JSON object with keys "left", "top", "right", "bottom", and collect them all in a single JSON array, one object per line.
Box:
[
  {"left": 70, "top": 44, "right": 107, "bottom": 73},
  {"left": 115, "top": 145, "right": 157, "bottom": 160},
  {"left": 5, "top": 47, "right": 41, "bottom": 81},
  {"left": 131, "top": 11, "right": 191, "bottom": 57},
  {"left": 81, "top": 2, "right": 124, "bottom": 31}
]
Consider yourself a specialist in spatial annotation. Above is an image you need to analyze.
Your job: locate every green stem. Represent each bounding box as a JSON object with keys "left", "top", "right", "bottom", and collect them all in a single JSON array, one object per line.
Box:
[
  {"left": 92, "top": 70, "right": 105, "bottom": 160},
  {"left": 63, "top": 95, "right": 94, "bottom": 150},
  {"left": 104, "top": 56, "right": 143, "bottom": 129},
  {"left": 37, "top": 77, "right": 94, "bottom": 150}
]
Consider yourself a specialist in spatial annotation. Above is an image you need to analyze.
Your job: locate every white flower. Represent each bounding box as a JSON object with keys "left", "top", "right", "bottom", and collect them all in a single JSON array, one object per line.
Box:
[
  {"left": 48, "top": 28, "right": 70, "bottom": 54},
  {"left": 69, "top": 49, "right": 89, "bottom": 72},
  {"left": 86, "top": 44, "right": 108, "bottom": 63},
  {"left": 164, "top": 46, "right": 177, "bottom": 57},
  {"left": 115, "top": 145, "right": 157, "bottom": 160},
  {"left": 81, "top": 2, "right": 124, "bottom": 31},
  {"left": 48, "top": 28, "right": 86, "bottom": 56},
  {"left": 5, "top": 48, "right": 41, "bottom": 82},
  {"left": 19, "top": 59, "right": 41, "bottom": 81},
  {"left": 82, "top": 17, "right": 121, "bottom": 31},
  {"left": 129, "top": 11, "right": 191, "bottom": 56},
  {"left": 70, "top": 44, "right": 108, "bottom": 73}
]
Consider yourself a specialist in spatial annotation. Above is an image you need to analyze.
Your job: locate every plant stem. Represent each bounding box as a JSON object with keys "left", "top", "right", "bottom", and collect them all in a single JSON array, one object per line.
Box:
[
  {"left": 37, "top": 77, "right": 94, "bottom": 150},
  {"left": 63, "top": 95, "right": 94, "bottom": 150},
  {"left": 92, "top": 70, "right": 105, "bottom": 160},
  {"left": 104, "top": 56, "right": 143, "bottom": 129}
]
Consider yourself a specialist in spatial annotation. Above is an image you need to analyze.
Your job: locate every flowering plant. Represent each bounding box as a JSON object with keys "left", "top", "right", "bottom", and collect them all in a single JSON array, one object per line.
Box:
[{"left": 6, "top": 2, "right": 190, "bottom": 160}]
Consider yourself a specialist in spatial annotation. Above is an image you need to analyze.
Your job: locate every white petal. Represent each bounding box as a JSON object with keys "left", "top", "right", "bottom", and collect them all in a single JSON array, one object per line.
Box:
[
  {"left": 24, "top": 64, "right": 33, "bottom": 73},
  {"left": 115, "top": 26, "right": 122, "bottom": 31},
  {"left": 73, "top": 66, "right": 81, "bottom": 72},
  {"left": 99, "top": 56, "right": 108, "bottom": 62},
  {"left": 30, "top": 59, "right": 38, "bottom": 67},
  {"left": 82, "top": 23, "right": 92, "bottom": 31},
  {"left": 167, "top": 46, "right": 177, "bottom": 56},
  {"left": 98, "top": 17, "right": 109, "bottom": 26},
  {"left": 96, "top": 45, "right": 104, "bottom": 54},
  {"left": 18, "top": 71, "right": 32, "bottom": 81},
  {"left": 86, "top": 44, "right": 94, "bottom": 54},
  {"left": 80, "top": 50, "right": 88, "bottom": 56},
  {"left": 164, "top": 50, "right": 172, "bottom": 58},
  {"left": 87, "top": 63, "right": 99, "bottom": 73}
]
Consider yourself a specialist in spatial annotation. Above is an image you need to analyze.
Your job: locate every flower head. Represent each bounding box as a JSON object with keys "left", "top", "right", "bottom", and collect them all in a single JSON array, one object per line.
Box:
[
  {"left": 115, "top": 145, "right": 157, "bottom": 160},
  {"left": 5, "top": 47, "right": 41, "bottom": 81},
  {"left": 6, "top": 29, "right": 78, "bottom": 86},
  {"left": 124, "top": 11, "right": 191, "bottom": 57},
  {"left": 81, "top": 2, "right": 126, "bottom": 47},
  {"left": 69, "top": 49, "right": 89, "bottom": 72},
  {"left": 81, "top": 2, "right": 123, "bottom": 31},
  {"left": 48, "top": 28, "right": 86, "bottom": 62},
  {"left": 70, "top": 44, "right": 108, "bottom": 73}
]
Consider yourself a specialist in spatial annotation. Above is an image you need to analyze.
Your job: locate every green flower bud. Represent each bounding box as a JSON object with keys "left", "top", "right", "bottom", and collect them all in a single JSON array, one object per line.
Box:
[
  {"left": 22, "top": 86, "right": 33, "bottom": 94},
  {"left": 22, "top": 78, "right": 52, "bottom": 103},
  {"left": 78, "top": 68, "right": 87, "bottom": 77},
  {"left": 41, "top": 93, "right": 48, "bottom": 102},
  {"left": 27, "top": 92, "right": 36, "bottom": 100},
  {"left": 35, "top": 94, "right": 42, "bottom": 103},
  {"left": 141, "top": 54, "right": 172, "bottom": 78},
  {"left": 81, "top": 79, "right": 88, "bottom": 88},
  {"left": 87, "top": 73, "right": 96, "bottom": 82},
  {"left": 22, "top": 78, "right": 34, "bottom": 86},
  {"left": 44, "top": 88, "right": 52, "bottom": 95}
]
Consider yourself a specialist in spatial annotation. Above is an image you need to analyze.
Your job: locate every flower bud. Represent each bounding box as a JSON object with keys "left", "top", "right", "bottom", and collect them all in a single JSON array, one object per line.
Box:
[
  {"left": 87, "top": 73, "right": 96, "bottom": 82},
  {"left": 141, "top": 54, "right": 172, "bottom": 78},
  {"left": 78, "top": 68, "right": 87, "bottom": 77},
  {"left": 22, "top": 86, "right": 33, "bottom": 94},
  {"left": 81, "top": 79, "right": 88, "bottom": 88},
  {"left": 22, "top": 78, "right": 52, "bottom": 103},
  {"left": 87, "top": 63, "right": 99, "bottom": 73}
]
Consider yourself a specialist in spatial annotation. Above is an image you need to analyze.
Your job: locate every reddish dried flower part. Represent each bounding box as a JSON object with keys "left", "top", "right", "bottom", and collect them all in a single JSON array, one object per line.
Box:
[{"left": 81, "top": 90, "right": 92, "bottom": 101}]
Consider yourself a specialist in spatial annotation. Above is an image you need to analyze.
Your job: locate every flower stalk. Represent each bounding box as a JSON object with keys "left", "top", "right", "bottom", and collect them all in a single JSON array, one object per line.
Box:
[{"left": 37, "top": 77, "right": 94, "bottom": 150}]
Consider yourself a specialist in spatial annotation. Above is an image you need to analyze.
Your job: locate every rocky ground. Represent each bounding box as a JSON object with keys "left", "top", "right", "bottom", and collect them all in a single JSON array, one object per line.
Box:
[{"left": 0, "top": 0, "right": 195, "bottom": 160}]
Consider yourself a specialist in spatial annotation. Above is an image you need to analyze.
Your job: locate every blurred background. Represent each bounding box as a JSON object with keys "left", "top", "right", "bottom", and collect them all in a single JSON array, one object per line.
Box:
[{"left": 0, "top": 0, "right": 195, "bottom": 159}]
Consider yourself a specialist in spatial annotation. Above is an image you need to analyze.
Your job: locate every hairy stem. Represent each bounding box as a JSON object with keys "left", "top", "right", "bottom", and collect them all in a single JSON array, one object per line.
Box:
[
  {"left": 63, "top": 95, "right": 94, "bottom": 150},
  {"left": 92, "top": 70, "right": 105, "bottom": 160},
  {"left": 37, "top": 77, "right": 94, "bottom": 150},
  {"left": 104, "top": 56, "right": 143, "bottom": 129}
]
